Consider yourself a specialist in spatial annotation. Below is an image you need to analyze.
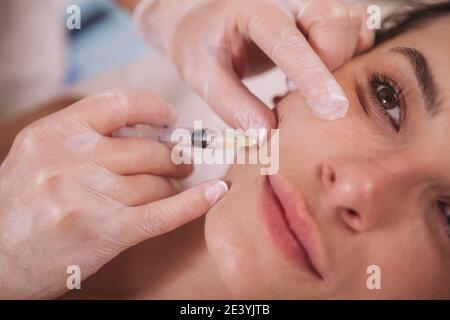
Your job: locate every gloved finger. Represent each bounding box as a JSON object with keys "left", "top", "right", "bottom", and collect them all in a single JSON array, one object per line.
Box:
[
  {"left": 119, "top": 179, "right": 229, "bottom": 245},
  {"left": 182, "top": 58, "right": 277, "bottom": 131},
  {"left": 66, "top": 88, "right": 178, "bottom": 135},
  {"left": 89, "top": 173, "right": 178, "bottom": 207},
  {"left": 91, "top": 136, "right": 193, "bottom": 177},
  {"left": 297, "top": 0, "right": 364, "bottom": 71},
  {"left": 238, "top": 1, "right": 349, "bottom": 120}
]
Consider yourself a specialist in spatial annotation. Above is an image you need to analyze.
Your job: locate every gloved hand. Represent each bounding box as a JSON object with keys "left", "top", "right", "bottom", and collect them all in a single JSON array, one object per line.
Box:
[
  {"left": 134, "top": 0, "right": 375, "bottom": 129},
  {"left": 0, "top": 88, "right": 228, "bottom": 299}
]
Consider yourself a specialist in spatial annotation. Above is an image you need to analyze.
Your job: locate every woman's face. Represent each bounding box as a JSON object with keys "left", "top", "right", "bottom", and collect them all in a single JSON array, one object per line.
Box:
[{"left": 205, "top": 18, "right": 450, "bottom": 299}]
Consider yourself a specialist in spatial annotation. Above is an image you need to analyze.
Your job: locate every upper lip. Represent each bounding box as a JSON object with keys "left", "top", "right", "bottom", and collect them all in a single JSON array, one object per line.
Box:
[{"left": 266, "top": 174, "right": 327, "bottom": 281}]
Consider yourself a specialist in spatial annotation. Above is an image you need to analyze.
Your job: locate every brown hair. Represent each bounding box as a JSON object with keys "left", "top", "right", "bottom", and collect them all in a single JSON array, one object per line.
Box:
[{"left": 375, "top": 1, "right": 450, "bottom": 44}]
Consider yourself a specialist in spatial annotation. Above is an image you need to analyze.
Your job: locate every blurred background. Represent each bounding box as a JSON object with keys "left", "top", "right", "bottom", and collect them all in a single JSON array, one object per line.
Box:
[
  {"left": 0, "top": 0, "right": 150, "bottom": 119},
  {"left": 66, "top": 0, "right": 148, "bottom": 82}
]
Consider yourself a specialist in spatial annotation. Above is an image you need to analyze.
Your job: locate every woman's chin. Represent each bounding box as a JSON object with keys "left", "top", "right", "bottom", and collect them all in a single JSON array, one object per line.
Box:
[
  {"left": 203, "top": 166, "right": 295, "bottom": 298},
  {"left": 204, "top": 170, "right": 265, "bottom": 297}
]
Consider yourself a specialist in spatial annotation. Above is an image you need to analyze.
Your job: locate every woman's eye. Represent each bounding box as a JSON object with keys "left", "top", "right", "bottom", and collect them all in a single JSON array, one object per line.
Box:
[
  {"left": 368, "top": 73, "right": 404, "bottom": 132},
  {"left": 374, "top": 84, "right": 401, "bottom": 128}
]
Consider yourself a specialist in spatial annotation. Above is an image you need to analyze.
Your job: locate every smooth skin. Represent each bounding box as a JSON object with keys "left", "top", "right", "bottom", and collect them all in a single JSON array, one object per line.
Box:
[{"left": 205, "top": 17, "right": 450, "bottom": 299}]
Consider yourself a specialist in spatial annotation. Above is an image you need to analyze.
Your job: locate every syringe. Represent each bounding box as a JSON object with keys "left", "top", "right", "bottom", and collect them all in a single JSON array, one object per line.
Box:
[{"left": 114, "top": 126, "right": 258, "bottom": 150}]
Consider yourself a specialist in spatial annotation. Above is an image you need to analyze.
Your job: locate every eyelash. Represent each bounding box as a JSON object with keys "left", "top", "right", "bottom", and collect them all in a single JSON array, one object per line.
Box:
[{"left": 368, "top": 73, "right": 405, "bottom": 131}]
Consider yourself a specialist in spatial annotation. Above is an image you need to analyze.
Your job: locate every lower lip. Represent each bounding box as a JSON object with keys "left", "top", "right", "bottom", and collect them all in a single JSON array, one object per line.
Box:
[{"left": 260, "top": 176, "right": 317, "bottom": 276}]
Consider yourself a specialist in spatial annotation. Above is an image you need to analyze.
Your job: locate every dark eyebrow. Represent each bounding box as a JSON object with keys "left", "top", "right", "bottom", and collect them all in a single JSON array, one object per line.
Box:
[{"left": 390, "top": 47, "right": 442, "bottom": 115}]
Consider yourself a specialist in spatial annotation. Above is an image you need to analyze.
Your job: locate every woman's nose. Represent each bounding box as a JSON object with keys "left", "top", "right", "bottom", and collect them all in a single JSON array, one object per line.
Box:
[{"left": 320, "top": 158, "right": 397, "bottom": 232}]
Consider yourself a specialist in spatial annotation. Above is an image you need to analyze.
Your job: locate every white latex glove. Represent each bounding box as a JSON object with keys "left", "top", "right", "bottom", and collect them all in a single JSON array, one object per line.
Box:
[
  {"left": 0, "top": 88, "right": 229, "bottom": 299},
  {"left": 134, "top": 0, "right": 375, "bottom": 129}
]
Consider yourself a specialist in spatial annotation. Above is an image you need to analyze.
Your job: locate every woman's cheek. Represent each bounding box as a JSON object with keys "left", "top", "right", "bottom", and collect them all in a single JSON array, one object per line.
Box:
[
  {"left": 276, "top": 69, "right": 379, "bottom": 162},
  {"left": 276, "top": 91, "right": 340, "bottom": 160}
]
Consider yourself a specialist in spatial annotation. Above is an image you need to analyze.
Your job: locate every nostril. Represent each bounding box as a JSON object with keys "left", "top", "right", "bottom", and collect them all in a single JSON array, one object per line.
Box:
[
  {"left": 347, "top": 208, "right": 358, "bottom": 217},
  {"left": 329, "top": 170, "right": 336, "bottom": 183},
  {"left": 339, "top": 208, "right": 359, "bottom": 222},
  {"left": 339, "top": 208, "right": 366, "bottom": 232},
  {"left": 339, "top": 207, "right": 359, "bottom": 219},
  {"left": 321, "top": 164, "right": 336, "bottom": 187}
]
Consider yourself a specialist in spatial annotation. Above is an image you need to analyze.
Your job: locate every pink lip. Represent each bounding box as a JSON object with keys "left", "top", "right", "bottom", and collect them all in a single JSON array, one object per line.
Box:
[{"left": 260, "top": 174, "right": 326, "bottom": 281}]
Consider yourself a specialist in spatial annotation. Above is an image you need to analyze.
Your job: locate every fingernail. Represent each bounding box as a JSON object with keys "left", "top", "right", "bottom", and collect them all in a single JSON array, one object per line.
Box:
[
  {"left": 205, "top": 180, "right": 229, "bottom": 205},
  {"left": 306, "top": 79, "right": 349, "bottom": 121}
]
